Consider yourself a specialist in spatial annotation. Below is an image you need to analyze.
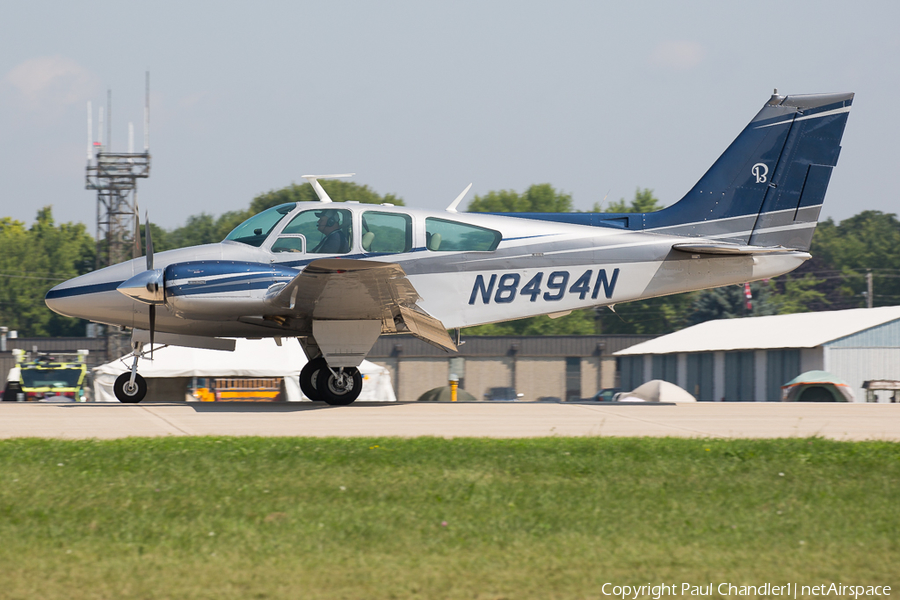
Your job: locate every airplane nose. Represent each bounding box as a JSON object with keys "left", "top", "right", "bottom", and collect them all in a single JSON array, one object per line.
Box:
[
  {"left": 44, "top": 262, "right": 141, "bottom": 325},
  {"left": 45, "top": 283, "right": 77, "bottom": 318}
]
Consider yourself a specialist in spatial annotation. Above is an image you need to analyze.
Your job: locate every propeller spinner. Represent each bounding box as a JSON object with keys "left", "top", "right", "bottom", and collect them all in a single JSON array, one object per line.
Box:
[{"left": 117, "top": 211, "right": 163, "bottom": 354}]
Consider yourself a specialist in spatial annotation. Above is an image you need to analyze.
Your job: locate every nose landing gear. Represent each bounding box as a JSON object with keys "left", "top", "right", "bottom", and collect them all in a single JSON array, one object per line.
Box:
[
  {"left": 114, "top": 372, "right": 147, "bottom": 403},
  {"left": 113, "top": 341, "right": 149, "bottom": 403}
]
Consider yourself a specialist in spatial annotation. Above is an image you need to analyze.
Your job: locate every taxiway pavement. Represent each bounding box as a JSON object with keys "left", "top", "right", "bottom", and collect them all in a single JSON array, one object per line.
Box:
[{"left": 1, "top": 401, "right": 898, "bottom": 441}]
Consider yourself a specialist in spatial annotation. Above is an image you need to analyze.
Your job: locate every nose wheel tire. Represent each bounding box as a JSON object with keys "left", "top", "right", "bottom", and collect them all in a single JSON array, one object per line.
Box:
[
  {"left": 114, "top": 373, "right": 147, "bottom": 403},
  {"left": 300, "top": 357, "right": 327, "bottom": 401},
  {"left": 315, "top": 366, "right": 362, "bottom": 406}
]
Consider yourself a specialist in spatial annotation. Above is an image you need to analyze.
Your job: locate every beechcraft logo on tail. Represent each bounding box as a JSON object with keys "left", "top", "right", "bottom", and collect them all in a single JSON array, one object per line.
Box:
[{"left": 752, "top": 163, "right": 768, "bottom": 183}]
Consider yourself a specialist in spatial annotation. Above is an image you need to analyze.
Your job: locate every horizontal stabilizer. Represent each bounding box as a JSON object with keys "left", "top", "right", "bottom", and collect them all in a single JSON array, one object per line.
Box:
[{"left": 672, "top": 242, "right": 795, "bottom": 256}]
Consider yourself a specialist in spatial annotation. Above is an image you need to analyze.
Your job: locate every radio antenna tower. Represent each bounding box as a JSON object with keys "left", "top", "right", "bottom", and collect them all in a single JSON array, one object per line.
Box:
[
  {"left": 85, "top": 73, "right": 152, "bottom": 359},
  {"left": 86, "top": 72, "right": 151, "bottom": 269}
]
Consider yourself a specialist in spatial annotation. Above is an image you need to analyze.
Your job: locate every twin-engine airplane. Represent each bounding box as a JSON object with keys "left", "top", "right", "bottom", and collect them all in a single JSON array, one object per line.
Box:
[{"left": 46, "top": 91, "right": 853, "bottom": 404}]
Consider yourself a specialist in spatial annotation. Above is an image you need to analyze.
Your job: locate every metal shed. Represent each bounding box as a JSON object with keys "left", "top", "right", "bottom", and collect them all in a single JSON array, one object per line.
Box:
[{"left": 614, "top": 306, "right": 900, "bottom": 402}]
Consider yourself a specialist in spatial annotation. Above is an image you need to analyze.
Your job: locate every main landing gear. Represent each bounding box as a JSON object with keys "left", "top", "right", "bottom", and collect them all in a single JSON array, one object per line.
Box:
[
  {"left": 113, "top": 342, "right": 148, "bottom": 403},
  {"left": 300, "top": 357, "right": 362, "bottom": 406}
]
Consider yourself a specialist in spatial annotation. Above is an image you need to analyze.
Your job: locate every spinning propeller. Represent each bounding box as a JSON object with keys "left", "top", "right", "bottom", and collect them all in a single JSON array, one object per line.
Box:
[{"left": 117, "top": 209, "right": 164, "bottom": 357}]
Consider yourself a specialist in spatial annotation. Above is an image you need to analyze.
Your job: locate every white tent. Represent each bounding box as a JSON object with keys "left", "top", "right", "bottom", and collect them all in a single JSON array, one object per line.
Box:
[
  {"left": 618, "top": 379, "right": 697, "bottom": 403},
  {"left": 93, "top": 338, "right": 396, "bottom": 403}
]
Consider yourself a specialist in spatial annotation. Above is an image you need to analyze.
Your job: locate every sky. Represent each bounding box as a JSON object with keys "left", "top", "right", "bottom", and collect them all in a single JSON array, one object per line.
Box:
[{"left": 1, "top": 0, "right": 897, "bottom": 230}]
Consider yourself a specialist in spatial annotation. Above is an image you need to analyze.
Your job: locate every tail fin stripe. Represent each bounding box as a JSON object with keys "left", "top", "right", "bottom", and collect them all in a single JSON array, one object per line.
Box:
[{"left": 755, "top": 105, "right": 851, "bottom": 129}]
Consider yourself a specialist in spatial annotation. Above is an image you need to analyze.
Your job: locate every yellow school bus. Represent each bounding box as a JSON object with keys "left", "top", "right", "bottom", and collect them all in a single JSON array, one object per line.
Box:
[{"left": 194, "top": 377, "right": 284, "bottom": 402}]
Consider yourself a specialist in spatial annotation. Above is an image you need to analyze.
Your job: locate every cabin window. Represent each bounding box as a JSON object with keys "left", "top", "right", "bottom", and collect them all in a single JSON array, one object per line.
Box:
[
  {"left": 280, "top": 209, "right": 352, "bottom": 254},
  {"left": 361, "top": 211, "right": 412, "bottom": 254},
  {"left": 271, "top": 236, "right": 305, "bottom": 253},
  {"left": 424, "top": 218, "right": 501, "bottom": 252},
  {"left": 224, "top": 203, "right": 295, "bottom": 247}
]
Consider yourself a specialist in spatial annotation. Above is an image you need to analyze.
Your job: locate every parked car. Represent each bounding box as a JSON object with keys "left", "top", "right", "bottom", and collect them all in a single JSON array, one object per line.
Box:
[
  {"left": 591, "top": 388, "right": 621, "bottom": 402},
  {"left": 484, "top": 387, "right": 523, "bottom": 402},
  {"left": 536, "top": 396, "right": 562, "bottom": 403}
]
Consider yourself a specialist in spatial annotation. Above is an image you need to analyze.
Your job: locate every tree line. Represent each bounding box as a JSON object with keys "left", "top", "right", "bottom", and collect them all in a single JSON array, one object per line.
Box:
[{"left": 1, "top": 181, "right": 894, "bottom": 337}]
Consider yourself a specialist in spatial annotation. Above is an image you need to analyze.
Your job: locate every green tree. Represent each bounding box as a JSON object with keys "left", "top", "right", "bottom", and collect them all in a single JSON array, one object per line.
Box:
[
  {"left": 462, "top": 310, "right": 597, "bottom": 336},
  {"left": 684, "top": 282, "right": 775, "bottom": 326},
  {"left": 594, "top": 188, "right": 664, "bottom": 213},
  {"left": 467, "top": 183, "right": 573, "bottom": 213},
  {"left": 767, "top": 274, "right": 829, "bottom": 314},
  {"left": 0, "top": 208, "right": 95, "bottom": 336},
  {"left": 595, "top": 293, "right": 696, "bottom": 335},
  {"left": 250, "top": 180, "right": 403, "bottom": 214},
  {"left": 155, "top": 212, "right": 251, "bottom": 252},
  {"left": 807, "top": 211, "right": 900, "bottom": 308}
]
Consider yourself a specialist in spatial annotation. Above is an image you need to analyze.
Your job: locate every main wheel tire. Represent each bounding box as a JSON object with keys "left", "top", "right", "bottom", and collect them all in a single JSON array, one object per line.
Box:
[
  {"left": 315, "top": 366, "right": 362, "bottom": 406},
  {"left": 300, "top": 357, "right": 327, "bottom": 401},
  {"left": 114, "top": 372, "right": 147, "bottom": 403}
]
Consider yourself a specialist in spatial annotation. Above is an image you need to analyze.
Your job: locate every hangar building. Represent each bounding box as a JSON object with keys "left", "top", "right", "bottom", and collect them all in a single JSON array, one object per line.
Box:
[
  {"left": 368, "top": 335, "right": 652, "bottom": 403},
  {"left": 614, "top": 306, "right": 900, "bottom": 402}
]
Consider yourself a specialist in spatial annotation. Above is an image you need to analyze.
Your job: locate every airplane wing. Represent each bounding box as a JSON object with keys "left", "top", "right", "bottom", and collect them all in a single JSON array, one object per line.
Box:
[
  {"left": 672, "top": 242, "right": 796, "bottom": 256},
  {"left": 270, "top": 258, "right": 457, "bottom": 352}
]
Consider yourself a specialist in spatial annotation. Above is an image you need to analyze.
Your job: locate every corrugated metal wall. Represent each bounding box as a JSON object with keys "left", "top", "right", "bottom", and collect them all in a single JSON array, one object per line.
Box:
[
  {"left": 766, "top": 349, "right": 801, "bottom": 401},
  {"left": 826, "top": 347, "right": 900, "bottom": 402},
  {"left": 825, "top": 320, "right": 900, "bottom": 401},
  {"left": 724, "top": 351, "right": 755, "bottom": 401},
  {"left": 686, "top": 353, "right": 714, "bottom": 401},
  {"left": 827, "top": 319, "right": 900, "bottom": 348},
  {"left": 652, "top": 354, "right": 678, "bottom": 384},
  {"left": 368, "top": 335, "right": 654, "bottom": 358},
  {"left": 620, "top": 355, "right": 644, "bottom": 391}
]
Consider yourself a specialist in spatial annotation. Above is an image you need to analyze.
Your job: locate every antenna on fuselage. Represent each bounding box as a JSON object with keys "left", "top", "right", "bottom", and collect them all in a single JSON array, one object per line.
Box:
[
  {"left": 445, "top": 183, "right": 473, "bottom": 213},
  {"left": 301, "top": 173, "right": 355, "bottom": 203}
]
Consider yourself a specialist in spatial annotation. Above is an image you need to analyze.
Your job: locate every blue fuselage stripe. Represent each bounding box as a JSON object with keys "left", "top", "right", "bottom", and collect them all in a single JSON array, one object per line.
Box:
[{"left": 45, "top": 281, "right": 123, "bottom": 299}]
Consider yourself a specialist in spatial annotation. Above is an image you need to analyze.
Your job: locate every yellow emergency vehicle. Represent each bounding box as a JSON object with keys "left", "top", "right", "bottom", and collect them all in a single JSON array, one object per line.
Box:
[{"left": 6, "top": 349, "right": 89, "bottom": 402}]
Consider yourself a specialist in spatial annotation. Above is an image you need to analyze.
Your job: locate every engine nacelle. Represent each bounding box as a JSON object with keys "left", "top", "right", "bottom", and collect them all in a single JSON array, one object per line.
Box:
[{"left": 164, "top": 260, "right": 299, "bottom": 318}]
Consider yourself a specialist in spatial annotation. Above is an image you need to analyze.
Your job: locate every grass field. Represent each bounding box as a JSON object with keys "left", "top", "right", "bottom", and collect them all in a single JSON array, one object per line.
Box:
[{"left": 0, "top": 437, "right": 897, "bottom": 599}]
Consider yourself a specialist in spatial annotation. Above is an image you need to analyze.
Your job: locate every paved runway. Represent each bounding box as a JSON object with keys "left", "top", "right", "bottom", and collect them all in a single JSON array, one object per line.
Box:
[{"left": 1, "top": 401, "right": 898, "bottom": 440}]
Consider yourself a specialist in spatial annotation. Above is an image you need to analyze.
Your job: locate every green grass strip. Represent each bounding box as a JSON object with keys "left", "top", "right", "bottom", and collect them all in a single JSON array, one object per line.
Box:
[{"left": 0, "top": 437, "right": 897, "bottom": 599}]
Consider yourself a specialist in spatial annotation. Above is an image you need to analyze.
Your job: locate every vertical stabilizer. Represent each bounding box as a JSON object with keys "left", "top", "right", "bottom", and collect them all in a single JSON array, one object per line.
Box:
[
  {"left": 493, "top": 91, "right": 853, "bottom": 252},
  {"left": 645, "top": 92, "right": 853, "bottom": 249}
]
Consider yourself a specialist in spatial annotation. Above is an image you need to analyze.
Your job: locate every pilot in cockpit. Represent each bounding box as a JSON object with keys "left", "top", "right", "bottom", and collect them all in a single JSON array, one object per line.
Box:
[{"left": 312, "top": 209, "right": 349, "bottom": 253}]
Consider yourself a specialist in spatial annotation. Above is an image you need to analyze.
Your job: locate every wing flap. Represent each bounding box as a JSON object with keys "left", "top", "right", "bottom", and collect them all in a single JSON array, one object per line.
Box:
[{"left": 397, "top": 305, "right": 457, "bottom": 352}]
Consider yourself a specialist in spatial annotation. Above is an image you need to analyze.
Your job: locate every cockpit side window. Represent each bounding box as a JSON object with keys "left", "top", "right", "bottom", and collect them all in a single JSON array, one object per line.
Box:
[
  {"left": 281, "top": 208, "right": 352, "bottom": 254},
  {"left": 424, "top": 218, "right": 501, "bottom": 251},
  {"left": 361, "top": 211, "right": 412, "bottom": 254},
  {"left": 224, "top": 204, "right": 295, "bottom": 247}
]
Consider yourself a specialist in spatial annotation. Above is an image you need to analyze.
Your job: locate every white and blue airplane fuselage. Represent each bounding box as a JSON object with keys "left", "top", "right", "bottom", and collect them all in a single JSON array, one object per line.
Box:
[{"left": 46, "top": 91, "right": 853, "bottom": 404}]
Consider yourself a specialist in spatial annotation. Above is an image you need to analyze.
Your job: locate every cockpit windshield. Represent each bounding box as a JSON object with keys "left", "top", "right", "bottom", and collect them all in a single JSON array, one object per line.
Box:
[{"left": 224, "top": 204, "right": 295, "bottom": 247}]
